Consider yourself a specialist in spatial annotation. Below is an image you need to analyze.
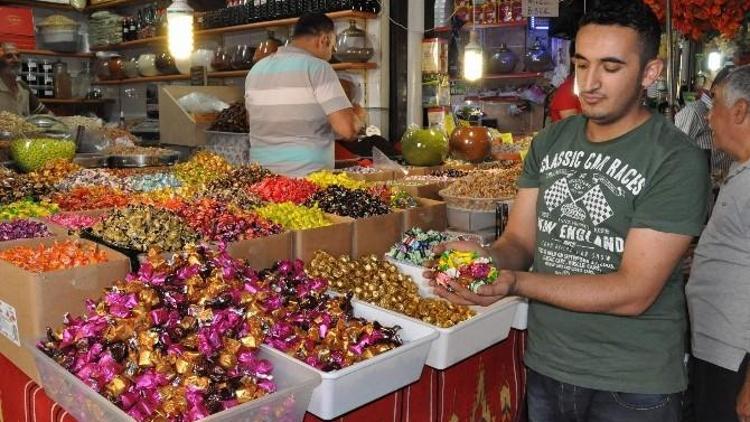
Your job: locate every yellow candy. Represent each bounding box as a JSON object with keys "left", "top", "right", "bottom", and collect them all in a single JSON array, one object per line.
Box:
[
  {"left": 255, "top": 202, "right": 331, "bottom": 230},
  {"left": 306, "top": 170, "right": 367, "bottom": 190}
]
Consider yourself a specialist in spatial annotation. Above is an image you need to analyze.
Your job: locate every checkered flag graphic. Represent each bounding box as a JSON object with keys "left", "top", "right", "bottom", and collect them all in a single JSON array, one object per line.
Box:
[
  {"left": 580, "top": 185, "right": 613, "bottom": 226},
  {"left": 544, "top": 178, "right": 570, "bottom": 211}
]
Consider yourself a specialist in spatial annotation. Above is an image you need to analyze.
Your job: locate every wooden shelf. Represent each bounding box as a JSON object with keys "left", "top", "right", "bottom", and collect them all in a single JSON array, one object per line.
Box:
[
  {"left": 432, "top": 19, "right": 527, "bottom": 33},
  {"left": 86, "top": 0, "right": 156, "bottom": 11},
  {"left": 91, "top": 37, "right": 165, "bottom": 51},
  {"left": 19, "top": 49, "right": 94, "bottom": 58},
  {"left": 332, "top": 62, "right": 377, "bottom": 71},
  {"left": 92, "top": 10, "right": 377, "bottom": 51},
  {"left": 93, "top": 62, "right": 376, "bottom": 84},
  {"left": 0, "top": 0, "right": 75, "bottom": 10},
  {"left": 451, "top": 71, "right": 545, "bottom": 82},
  {"left": 40, "top": 98, "right": 112, "bottom": 104},
  {"left": 94, "top": 74, "right": 189, "bottom": 84}
]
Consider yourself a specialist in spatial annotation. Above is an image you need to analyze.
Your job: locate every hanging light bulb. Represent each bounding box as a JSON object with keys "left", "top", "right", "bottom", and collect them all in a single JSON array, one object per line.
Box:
[
  {"left": 463, "top": 30, "right": 484, "bottom": 81},
  {"left": 167, "top": 0, "right": 194, "bottom": 61}
]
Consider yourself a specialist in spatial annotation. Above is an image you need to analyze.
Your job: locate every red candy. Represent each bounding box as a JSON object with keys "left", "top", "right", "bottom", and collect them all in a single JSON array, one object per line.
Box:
[
  {"left": 248, "top": 176, "right": 319, "bottom": 205},
  {"left": 171, "top": 198, "right": 281, "bottom": 242},
  {"left": 48, "top": 187, "right": 130, "bottom": 211}
]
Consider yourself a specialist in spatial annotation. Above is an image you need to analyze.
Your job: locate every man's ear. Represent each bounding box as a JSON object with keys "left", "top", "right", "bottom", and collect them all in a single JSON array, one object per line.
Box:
[
  {"left": 641, "top": 58, "right": 664, "bottom": 89},
  {"left": 732, "top": 98, "right": 749, "bottom": 125}
]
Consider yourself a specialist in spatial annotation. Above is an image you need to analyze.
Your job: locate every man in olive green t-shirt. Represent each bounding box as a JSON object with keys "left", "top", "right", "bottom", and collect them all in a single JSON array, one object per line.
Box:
[{"left": 428, "top": 1, "right": 709, "bottom": 421}]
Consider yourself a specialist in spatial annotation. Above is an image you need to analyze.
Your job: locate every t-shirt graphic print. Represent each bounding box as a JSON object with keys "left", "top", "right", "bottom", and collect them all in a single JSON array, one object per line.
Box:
[{"left": 517, "top": 114, "right": 709, "bottom": 394}]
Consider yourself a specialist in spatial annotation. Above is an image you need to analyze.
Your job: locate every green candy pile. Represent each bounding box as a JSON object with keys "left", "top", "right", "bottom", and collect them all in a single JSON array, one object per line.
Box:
[
  {"left": 10, "top": 138, "right": 76, "bottom": 172},
  {"left": 0, "top": 199, "right": 59, "bottom": 220}
]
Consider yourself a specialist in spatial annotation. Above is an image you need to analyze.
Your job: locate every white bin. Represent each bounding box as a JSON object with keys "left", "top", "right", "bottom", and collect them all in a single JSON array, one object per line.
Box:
[
  {"left": 266, "top": 300, "right": 438, "bottom": 420},
  {"left": 29, "top": 342, "right": 321, "bottom": 422},
  {"left": 359, "top": 296, "right": 527, "bottom": 370},
  {"left": 385, "top": 256, "right": 436, "bottom": 299}
]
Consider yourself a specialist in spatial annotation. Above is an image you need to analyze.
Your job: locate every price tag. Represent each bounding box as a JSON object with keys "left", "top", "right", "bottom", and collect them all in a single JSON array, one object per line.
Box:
[
  {"left": 499, "top": 132, "right": 514, "bottom": 144},
  {"left": 522, "top": 0, "right": 559, "bottom": 17}
]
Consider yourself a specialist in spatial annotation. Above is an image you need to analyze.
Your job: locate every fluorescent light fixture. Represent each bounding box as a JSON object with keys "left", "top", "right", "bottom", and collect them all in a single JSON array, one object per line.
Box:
[
  {"left": 463, "top": 30, "right": 484, "bottom": 81},
  {"left": 707, "top": 51, "right": 722, "bottom": 72},
  {"left": 167, "top": 0, "right": 194, "bottom": 61}
]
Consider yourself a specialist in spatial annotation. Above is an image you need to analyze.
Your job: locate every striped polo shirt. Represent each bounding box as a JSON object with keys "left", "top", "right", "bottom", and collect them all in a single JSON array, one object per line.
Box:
[{"left": 245, "top": 45, "right": 352, "bottom": 177}]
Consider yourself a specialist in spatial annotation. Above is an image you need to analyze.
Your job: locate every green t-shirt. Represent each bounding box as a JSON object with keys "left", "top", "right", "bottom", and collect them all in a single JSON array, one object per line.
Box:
[{"left": 518, "top": 113, "right": 709, "bottom": 394}]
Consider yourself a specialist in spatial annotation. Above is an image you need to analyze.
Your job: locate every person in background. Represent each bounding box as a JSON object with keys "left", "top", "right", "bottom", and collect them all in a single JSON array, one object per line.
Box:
[
  {"left": 548, "top": 43, "right": 582, "bottom": 122},
  {"left": 0, "top": 42, "right": 49, "bottom": 116},
  {"left": 244, "top": 13, "right": 364, "bottom": 177},
  {"left": 686, "top": 65, "right": 750, "bottom": 422},
  {"left": 675, "top": 65, "right": 735, "bottom": 184},
  {"left": 427, "top": 1, "right": 709, "bottom": 420}
]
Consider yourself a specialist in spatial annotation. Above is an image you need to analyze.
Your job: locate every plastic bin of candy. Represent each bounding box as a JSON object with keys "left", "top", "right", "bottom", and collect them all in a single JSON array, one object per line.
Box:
[
  {"left": 266, "top": 299, "right": 438, "bottom": 420},
  {"left": 29, "top": 342, "right": 321, "bottom": 422},
  {"left": 358, "top": 297, "right": 526, "bottom": 370},
  {"left": 384, "top": 256, "right": 436, "bottom": 299}
]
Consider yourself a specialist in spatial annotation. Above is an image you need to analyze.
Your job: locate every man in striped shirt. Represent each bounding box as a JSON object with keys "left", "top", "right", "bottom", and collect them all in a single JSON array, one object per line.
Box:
[
  {"left": 675, "top": 65, "right": 734, "bottom": 184},
  {"left": 245, "top": 13, "right": 363, "bottom": 176}
]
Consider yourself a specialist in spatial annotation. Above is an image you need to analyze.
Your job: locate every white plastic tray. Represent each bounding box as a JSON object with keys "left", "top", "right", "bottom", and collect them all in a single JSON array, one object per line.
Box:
[
  {"left": 30, "top": 342, "right": 321, "bottom": 422},
  {"left": 384, "top": 256, "right": 436, "bottom": 299},
  {"left": 264, "top": 300, "right": 438, "bottom": 420},
  {"left": 359, "top": 296, "right": 527, "bottom": 370}
]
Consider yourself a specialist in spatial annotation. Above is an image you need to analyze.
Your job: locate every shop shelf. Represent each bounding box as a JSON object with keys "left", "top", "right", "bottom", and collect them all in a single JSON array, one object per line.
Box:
[
  {"left": 0, "top": 0, "right": 75, "bottom": 10},
  {"left": 19, "top": 49, "right": 94, "bottom": 58},
  {"left": 451, "top": 71, "right": 545, "bottom": 82},
  {"left": 92, "top": 63, "right": 377, "bottom": 84},
  {"left": 93, "top": 74, "right": 189, "bottom": 84},
  {"left": 198, "top": 10, "right": 376, "bottom": 36},
  {"left": 86, "top": 0, "right": 156, "bottom": 11},
  {"left": 91, "top": 37, "right": 164, "bottom": 51},
  {"left": 432, "top": 19, "right": 527, "bottom": 33},
  {"left": 40, "top": 98, "right": 112, "bottom": 104},
  {"left": 92, "top": 10, "right": 376, "bottom": 51}
]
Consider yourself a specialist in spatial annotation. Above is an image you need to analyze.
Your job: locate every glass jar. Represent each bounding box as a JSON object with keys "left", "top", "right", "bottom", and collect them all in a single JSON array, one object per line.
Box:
[
  {"left": 231, "top": 45, "right": 253, "bottom": 70},
  {"left": 488, "top": 43, "right": 517, "bottom": 74},
  {"left": 155, "top": 51, "right": 178, "bottom": 74},
  {"left": 137, "top": 54, "right": 159, "bottom": 77},
  {"left": 211, "top": 47, "right": 233, "bottom": 71},
  {"left": 334, "top": 20, "right": 373, "bottom": 63},
  {"left": 94, "top": 52, "right": 119, "bottom": 81},
  {"left": 122, "top": 57, "right": 139, "bottom": 78},
  {"left": 53, "top": 60, "right": 72, "bottom": 99},
  {"left": 525, "top": 37, "right": 552, "bottom": 72},
  {"left": 253, "top": 30, "right": 281, "bottom": 64},
  {"left": 108, "top": 56, "right": 125, "bottom": 80}
]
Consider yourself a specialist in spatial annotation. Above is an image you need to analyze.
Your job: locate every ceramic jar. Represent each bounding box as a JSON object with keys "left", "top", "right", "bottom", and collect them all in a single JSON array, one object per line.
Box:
[
  {"left": 488, "top": 43, "right": 518, "bottom": 74},
  {"left": 525, "top": 37, "right": 552, "bottom": 72},
  {"left": 449, "top": 126, "right": 492, "bottom": 163}
]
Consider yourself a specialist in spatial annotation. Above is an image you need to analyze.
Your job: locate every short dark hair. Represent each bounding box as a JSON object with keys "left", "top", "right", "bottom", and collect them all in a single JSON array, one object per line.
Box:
[
  {"left": 292, "top": 13, "right": 335, "bottom": 38},
  {"left": 711, "top": 65, "right": 736, "bottom": 91},
  {"left": 579, "top": 0, "right": 661, "bottom": 65}
]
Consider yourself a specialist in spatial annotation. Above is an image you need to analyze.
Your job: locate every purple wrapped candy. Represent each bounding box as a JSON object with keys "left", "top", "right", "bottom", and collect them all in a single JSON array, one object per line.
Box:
[{"left": 0, "top": 219, "right": 52, "bottom": 241}]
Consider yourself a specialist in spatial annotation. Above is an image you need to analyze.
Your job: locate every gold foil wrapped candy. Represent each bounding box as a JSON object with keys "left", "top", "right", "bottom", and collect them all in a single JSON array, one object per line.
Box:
[{"left": 307, "top": 251, "right": 475, "bottom": 328}]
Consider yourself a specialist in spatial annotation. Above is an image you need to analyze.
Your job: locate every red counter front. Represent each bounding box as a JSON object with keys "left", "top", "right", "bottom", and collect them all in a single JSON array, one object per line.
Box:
[{"left": 0, "top": 330, "right": 527, "bottom": 422}]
